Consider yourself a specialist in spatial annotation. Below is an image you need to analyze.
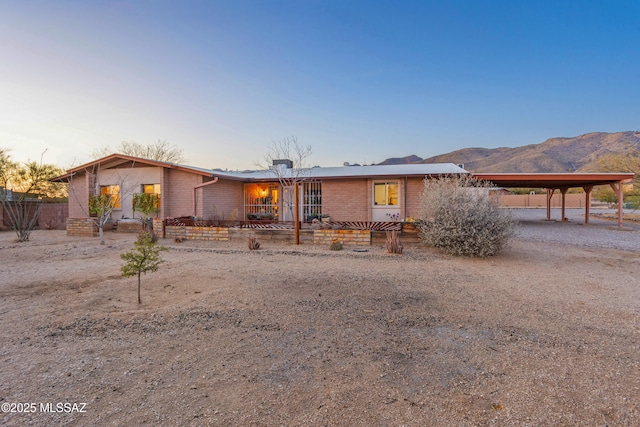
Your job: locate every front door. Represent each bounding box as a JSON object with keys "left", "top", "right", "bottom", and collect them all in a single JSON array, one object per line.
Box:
[{"left": 372, "top": 181, "right": 401, "bottom": 221}]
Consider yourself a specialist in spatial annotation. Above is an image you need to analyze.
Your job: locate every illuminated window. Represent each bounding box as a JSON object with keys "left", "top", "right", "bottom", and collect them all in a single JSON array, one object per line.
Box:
[
  {"left": 141, "top": 184, "right": 161, "bottom": 208},
  {"left": 373, "top": 182, "right": 398, "bottom": 206},
  {"left": 100, "top": 185, "right": 121, "bottom": 209}
]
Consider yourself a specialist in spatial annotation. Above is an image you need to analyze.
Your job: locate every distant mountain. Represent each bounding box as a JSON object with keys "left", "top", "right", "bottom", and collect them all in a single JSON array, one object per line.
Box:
[{"left": 379, "top": 131, "right": 640, "bottom": 173}]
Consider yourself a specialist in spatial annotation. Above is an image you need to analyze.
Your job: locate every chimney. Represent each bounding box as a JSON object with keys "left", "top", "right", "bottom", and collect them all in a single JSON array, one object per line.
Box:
[{"left": 272, "top": 159, "right": 293, "bottom": 169}]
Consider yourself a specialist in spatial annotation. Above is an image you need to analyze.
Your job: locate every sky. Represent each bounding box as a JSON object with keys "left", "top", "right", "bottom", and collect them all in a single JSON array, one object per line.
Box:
[{"left": 1, "top": 0, "right": 639, "bottom": 170}]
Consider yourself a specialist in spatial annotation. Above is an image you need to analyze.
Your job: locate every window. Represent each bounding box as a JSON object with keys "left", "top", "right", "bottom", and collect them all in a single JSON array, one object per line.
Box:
[
  {"left": 141, "top": 184, "right": 161, "bottom": 208},
  {"left": 373, "top": 182, "right": 398, "bottom": 206},
  {"left": 100, "top": 185, "right": 121, "bottom": 209}
]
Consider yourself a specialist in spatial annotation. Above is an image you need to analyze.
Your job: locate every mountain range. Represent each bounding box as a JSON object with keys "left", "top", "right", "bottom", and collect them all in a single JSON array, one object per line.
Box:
[{"left": 379, "top": 131, "right": 640, "bottom": 173}]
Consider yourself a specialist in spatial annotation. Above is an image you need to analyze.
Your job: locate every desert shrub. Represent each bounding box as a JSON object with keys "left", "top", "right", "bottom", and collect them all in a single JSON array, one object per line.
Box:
[
  {"left": 329, "top": 238, "right": 343, "bottom": 251},
  {"left": 247, "top": 237, "right": 261, "bottom": 250},
  {"left": 416, "top": 175, "right": 517, "bottom": 257},
  {"left": 385, "top": 230, "right": 403, "bottom": 254}
]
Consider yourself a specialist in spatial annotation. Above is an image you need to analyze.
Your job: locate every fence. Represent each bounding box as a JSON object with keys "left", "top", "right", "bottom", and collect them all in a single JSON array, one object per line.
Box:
[{"left": 0, "top": 202, "right": 68, "bottom": 231}]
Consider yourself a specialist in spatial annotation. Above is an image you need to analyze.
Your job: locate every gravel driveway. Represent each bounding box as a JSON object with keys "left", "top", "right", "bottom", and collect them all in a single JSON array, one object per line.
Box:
[{"left": 511, "top": 208, "right": 640, "bottom": 252}]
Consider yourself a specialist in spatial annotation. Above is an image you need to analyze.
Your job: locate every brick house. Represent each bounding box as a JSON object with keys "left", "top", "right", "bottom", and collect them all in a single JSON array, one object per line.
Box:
[{"left": 52, "top": 154, "right": 467, "bottom": 234}]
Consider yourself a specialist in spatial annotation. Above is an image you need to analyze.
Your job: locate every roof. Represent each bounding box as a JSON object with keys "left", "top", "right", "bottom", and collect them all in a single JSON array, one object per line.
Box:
[
  {"left": 473, "top": 172, "right": 635, "bottom": 189},
  {"left": 51, "top": 153, "right": 215, "bottom": 182},
  {"left": 212, "top": 163, "right": 468, "bottom": 181}
]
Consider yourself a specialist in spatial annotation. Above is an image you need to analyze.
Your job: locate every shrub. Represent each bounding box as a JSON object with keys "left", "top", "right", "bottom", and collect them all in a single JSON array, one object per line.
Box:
[
  {"left": 416, "top": 175, "right": 517, "bottom": 257},
  {"left": 329, "top": 238, "right": 343, "bottom": 251},
  {"left": 247, "top": 237, "right": 261, "bottom": 250},
  {"left": 385, "top": 230, "right": 403, "bottom": 254}
]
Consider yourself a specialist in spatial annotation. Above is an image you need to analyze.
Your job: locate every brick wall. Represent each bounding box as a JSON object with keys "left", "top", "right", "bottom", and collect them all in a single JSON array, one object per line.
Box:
[
  {"left": 117, "top": 219, "right": 143, "bottom": 233},
  {"left": 67, "top": 173, "right": 89, "bottom": 218},
  {"left": 66, "top": 218, "right": 96, "bottom": 237},
  {"left": 322, "top": 179, "right": 369, "bottom": 221},
  {"left": 163, "top": 169, "right": 202, "bottom": 219},
  {"left": 313, "top": 229, "right": 371, "bottom": 246},
  {"left": 200, "top": 179, "right": 244, "bottom": 220},
  {"left": 405, "top": 177, "right": 425, "bottom": 219}
]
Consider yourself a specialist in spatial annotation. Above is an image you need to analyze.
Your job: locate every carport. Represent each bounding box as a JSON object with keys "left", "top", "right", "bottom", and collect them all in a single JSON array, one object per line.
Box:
[{"left": 473, "top": 173, "right": 635, "bottom": 228}]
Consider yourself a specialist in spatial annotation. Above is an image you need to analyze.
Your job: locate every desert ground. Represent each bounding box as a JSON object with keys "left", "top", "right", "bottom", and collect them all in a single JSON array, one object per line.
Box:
[{"left": 1, "top": 209, "right": 639, "bottom": 426}]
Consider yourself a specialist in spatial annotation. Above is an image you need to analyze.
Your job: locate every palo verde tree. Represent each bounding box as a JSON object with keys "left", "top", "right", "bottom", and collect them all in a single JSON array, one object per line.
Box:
[
  {"left": 416, "top": 174, "right": 517, "bottom": 257},
  {"left": 121, "top": 231, "right": 166, "bottom": 304},
  {"left": 92, "top": 140, "right": 186, "bottom": 163},
  {"left": 259, "top": 135, "right": 313, "bottom": 244},
  {"left": 0, "top": 148, "right": 66, "bottom": 241}
]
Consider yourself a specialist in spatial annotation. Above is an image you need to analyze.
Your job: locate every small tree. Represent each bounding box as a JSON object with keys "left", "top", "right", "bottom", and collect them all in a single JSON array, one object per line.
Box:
[
  {"left": 416, "top": 175, "right": 517, "bottom": 257},
  {"left": 133, "top": 192, "right": 159, "bottom": 230},
  {"left": 121, "top": 231, "right": 166, "bottom": 304}
]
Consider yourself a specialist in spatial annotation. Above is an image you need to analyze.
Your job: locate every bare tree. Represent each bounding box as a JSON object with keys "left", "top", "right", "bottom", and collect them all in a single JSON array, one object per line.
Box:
[
  {"left": 66, "top": 163, "right": 139, "bottom": 245},
  {"left": 260, "top": 136, "right": 313, "bottom": 244},
  {"left": 0, "top": 149, "right": 66, "bottom": 241},
  {"left": 92, "top": 140, "right": 186, "bottom": 163}
]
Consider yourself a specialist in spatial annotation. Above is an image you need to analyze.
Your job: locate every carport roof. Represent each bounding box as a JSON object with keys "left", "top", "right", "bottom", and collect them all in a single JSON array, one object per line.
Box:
[{"left": 472, "top": 172, "right": 635, "bottom": 189}]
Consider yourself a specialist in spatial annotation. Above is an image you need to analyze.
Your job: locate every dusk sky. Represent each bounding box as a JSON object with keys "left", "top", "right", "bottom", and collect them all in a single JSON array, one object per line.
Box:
[{"left": 2, "top": 1, "right": 639, "bottom": 170}]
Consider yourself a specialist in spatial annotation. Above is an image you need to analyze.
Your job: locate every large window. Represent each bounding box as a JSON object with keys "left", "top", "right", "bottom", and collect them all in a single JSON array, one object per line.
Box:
[
  {"left": 100, "top": 185, "right": 121, "bottom": 209},
  {"left": 373, "top": 182, "right": 398, "bottom": 206}
]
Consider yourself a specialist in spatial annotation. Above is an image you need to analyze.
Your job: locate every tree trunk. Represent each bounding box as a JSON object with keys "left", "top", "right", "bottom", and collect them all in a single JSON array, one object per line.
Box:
[
  {"left": 99, "top": 225, "right": 105, "bottom": 245},
  {"left": 137, "top": 272, "right": 142, "bottom": 304}
]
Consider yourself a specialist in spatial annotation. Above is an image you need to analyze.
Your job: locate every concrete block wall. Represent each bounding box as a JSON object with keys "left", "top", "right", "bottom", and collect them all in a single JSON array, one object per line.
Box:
[
  {"left": 66, "top": 218, "right": 96, "bottom": 237},
  {"left": 313, "top": 229, "right": 371, "bottom": 246}
]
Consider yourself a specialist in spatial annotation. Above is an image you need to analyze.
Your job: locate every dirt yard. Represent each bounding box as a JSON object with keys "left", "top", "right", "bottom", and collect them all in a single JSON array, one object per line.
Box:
[{"left": 0, "top": 224, "right": 638, "bottom": 426}]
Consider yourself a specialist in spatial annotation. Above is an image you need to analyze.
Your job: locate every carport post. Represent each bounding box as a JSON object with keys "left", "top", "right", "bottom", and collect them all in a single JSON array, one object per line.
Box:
[
  {"left": 609, "top": 182, "right": 624, "bottom": 228},
  {"left": 560, "top": 188, "right": 568, "bottom": 221},
  {"left": 546, "top": 189, "right": 555, "bottom": 221},
  {"left": 583, "top": 186, "right": 593, "bottom": 224}
]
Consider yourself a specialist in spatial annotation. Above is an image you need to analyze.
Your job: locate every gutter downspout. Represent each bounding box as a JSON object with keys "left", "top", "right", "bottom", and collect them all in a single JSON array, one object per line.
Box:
[{"left": 193, "top": 177, "right": 219, "bottom": 217}]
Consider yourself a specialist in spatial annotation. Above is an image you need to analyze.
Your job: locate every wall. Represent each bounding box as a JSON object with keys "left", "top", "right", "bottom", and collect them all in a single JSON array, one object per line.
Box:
[
  {"left": 404, "top": 177, "right": 425, "bottom": 219},
  {"left": 38, "top": 203, "right": 69, "bottom": 230},
  {"left": 322, "top": 179, "right": 369, "bottom": 221},
  {"left": 67, "top": 172, "right": 89, "bottom": 218},
  {"left": 99, "top": 167, "right": 162, "bottom": 220},
  {"left": 0, "top": 202, "right": 67, "bottom": 230},
  {"left": 313, "top": 229, "right": 371, "bottom": 246},
  {"left": 163, "top": 168, "right": 203, "bottom": 219},
  {"left": 66, "top": 218, "right": 96, "bottom": 237},
  {"left": 199, "top": 178, "right": 244, "bottom": 220},
  {"left": 499, "top": 193, "right": 587, "bottom": 208}
]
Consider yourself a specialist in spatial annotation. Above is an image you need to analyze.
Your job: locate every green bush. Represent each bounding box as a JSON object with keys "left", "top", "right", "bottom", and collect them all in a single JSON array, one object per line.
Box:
[{"left": 417, "top": 175, "right": 517, "bottom": 257}]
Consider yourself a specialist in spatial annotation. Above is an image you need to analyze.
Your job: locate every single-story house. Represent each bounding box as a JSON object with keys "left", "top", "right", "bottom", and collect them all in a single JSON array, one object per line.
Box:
[
  {"left": 52, "top": 154, "right": 467, "bottom": 234},
  {"left": 51, "top": 154, "right": 634, "bottom": 236}
]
